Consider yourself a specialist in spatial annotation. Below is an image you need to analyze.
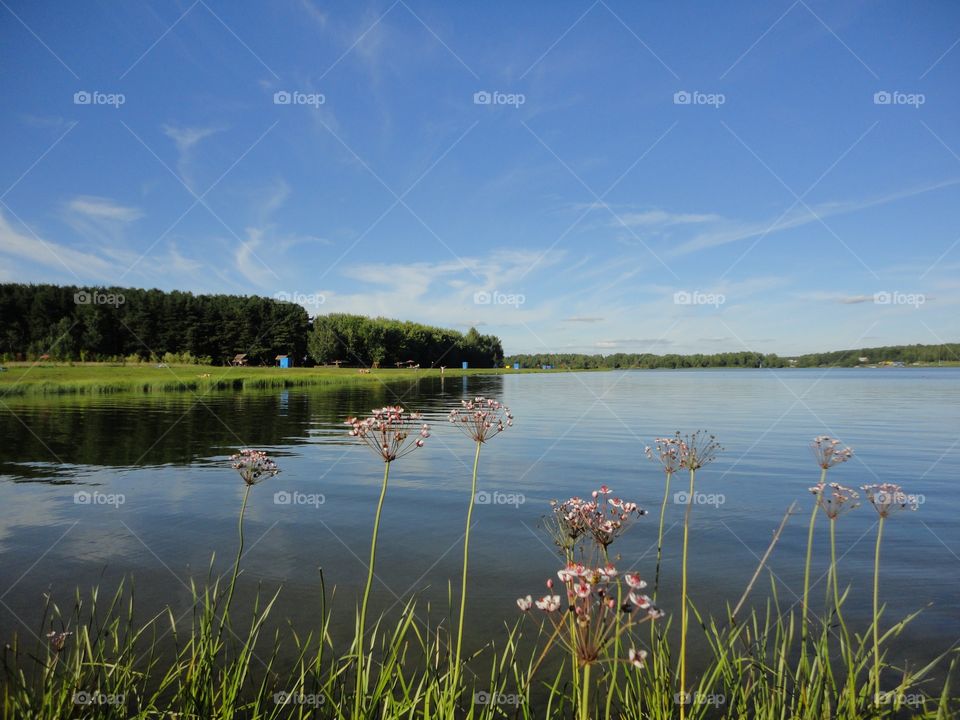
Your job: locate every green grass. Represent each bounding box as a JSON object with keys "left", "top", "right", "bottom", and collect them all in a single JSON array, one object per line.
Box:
[{"left": 0, "top": 362, "right": 578, "bottom": 398}]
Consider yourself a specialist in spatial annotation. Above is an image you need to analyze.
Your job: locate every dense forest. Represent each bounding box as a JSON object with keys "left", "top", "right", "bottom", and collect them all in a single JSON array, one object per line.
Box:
[
  {"left": 309, "top": 314, "right": 503, "bottom": 368},
  {"left": 0, "top": 283, "right": 309, "bottom": 365},
  {"left": 506, "top": 344, "right": 959, "bottom": 369},
  {"left": 0, "top": 284, "right": 505, "bottom": 368}
]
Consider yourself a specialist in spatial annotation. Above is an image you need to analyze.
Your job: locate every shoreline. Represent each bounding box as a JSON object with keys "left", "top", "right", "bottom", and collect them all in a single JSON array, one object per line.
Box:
[
  {"left": 0, "top": 363, "right": 588, "bottom": 398},
  {"left": 0, "top": 362, "right": 954, "bottom": 399}
]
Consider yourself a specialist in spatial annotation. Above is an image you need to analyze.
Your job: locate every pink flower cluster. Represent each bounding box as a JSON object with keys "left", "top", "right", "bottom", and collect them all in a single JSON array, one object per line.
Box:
[
  {"left": 645, "top": 435, "right": 683, "bottom": 474},
  {"left": 547, "top": 496, "right": 592, "bottom": 550},
  {"left": 230, "top": 449, "right": 281, "bottom": 485},
  {"left": 345, "top": 406, "right": 430, "bottom": 462},
  {"left": 861, "top": 483, "right": 920, "bottom": 518},
  {"left": 809, "top": 481, "right": 859, "bottom": 519},
  {"left": 518, "top": 562, "right": 662, "bottom": 668},
  {"left": 448, "top": 396, "right": 513, "bottom": 443},
  {"left": 546, "top": 487, "right": 645, "bottom": 552},
  {"left": 811, "top": 436, "right": 854, "bottom": 470},
  {"left": 583, "top": 485, "right": 646, "bottom": 550}
]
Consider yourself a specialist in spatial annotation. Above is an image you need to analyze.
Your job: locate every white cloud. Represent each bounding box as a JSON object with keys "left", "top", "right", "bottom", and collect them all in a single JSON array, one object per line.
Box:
[
  {"left": 617, "top": 210, "right": 723, "bottom": 227},
  {"left": 162, "top": 124, "right": 223, "bottom": 191},
  {"left": 673, "top": 179, "right": 960, "bottom": 256},
  {"left": 66, "top": 196, "right": 142, "bottom": 223},
  {"left": 0, "top": 210, "right": 117, "bottom": 280}
]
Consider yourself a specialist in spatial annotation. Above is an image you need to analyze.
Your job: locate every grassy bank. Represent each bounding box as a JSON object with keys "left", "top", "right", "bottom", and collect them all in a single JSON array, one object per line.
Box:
[{"left": 0, "top": 363, "right": 575, "bottom": 398}]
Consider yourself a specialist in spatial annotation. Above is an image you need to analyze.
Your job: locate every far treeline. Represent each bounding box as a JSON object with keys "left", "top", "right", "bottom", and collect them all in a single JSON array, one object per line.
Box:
[
  {"left": 505, "top": 344, "right": 959, "bottom": 369},
  {"left": 0, "top": 284, "right": 504, "bottom": 368}
]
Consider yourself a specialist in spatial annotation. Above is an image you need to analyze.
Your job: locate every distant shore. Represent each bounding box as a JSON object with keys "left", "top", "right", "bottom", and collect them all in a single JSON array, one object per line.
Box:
[
  {"left": 1, "top": 361, "right": 956, "bottom": 399},
  {"left": 0, "top": 362, "right": 588, "bottom": 398}
]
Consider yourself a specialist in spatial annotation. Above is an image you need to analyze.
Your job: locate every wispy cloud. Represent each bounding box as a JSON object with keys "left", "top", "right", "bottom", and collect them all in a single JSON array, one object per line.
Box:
[
  {"left": 673, "top": 179, "right": 960, "bottom": 256},
  {"left": 162, "top": 124, "right": 223, "bottom": 191},
  {"left": 617, "top": 210, "right": 724, "bottom": 227},
  {"left": 0, "top": 210, "right": 117, "bottom": 280},
  {"left": 62, "top": 196, "right": 143, "bottom": 248},
  {"left": 66, "top": 196, "right": 142, "bottom": 223}
]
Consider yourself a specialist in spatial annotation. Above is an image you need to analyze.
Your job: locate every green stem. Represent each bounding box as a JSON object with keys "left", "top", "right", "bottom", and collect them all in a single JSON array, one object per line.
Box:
[
  {"left": 829, "top": 518, "right": 855, "bottom": 717},
  {"left": 565, "top": 547, "right": 580, "bottom": 701},
  {"left": 580, "top": 662, "right": 591, "bottom": 720},
  {"left": 221, "top": 482, "right": 250, "bottom": 638},
  {"left": 873, "top": 515, "right": 885, "bottom": 705},
  {"left": 679, "top": 468, "right": 695, "bottom": 720},
  {"left": 355, "top": 461, "right": 391, "bottom": 720},
  {"left": 654, "top": 470, "right": 673, "bottom": 600},
  {"left": 829, "top": 519, "right": 847, "bottom": 637},
  {"left": 452, "top": 441, "right": 482, "bottom": 694},
  {"left": 800, "top": 469, "right": 826, "bottom": 670}
]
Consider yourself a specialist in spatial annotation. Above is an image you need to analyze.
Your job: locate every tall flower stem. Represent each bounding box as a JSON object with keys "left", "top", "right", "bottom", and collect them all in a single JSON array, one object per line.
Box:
[
  {"left": 221, "top": 482, "right": 250, "bottom": 638},
  {"left": 355, "top": 461, "right": 391, "bottom": 719},
  {"left": 872, "top": 515, "right": 886, "bottom": 705},
  {"left": 580, "top": 662, "right": 591, "bottom": 720},
  {"left": 679, "top": 467, "right": 696, "bottom": 720},
  {"left": 828, "top": 519, "right": 847, "bottom": 637},
  {"left": 800, "top": 468, "right": 826, "bottom": 669},
  {"left": 452, "top": 440, "right": 482, "bottom": 693},
  {"left": 564, "top": 548, "right": 580, "bottom": 701},
  {"left": 654, "top": 470, "right": 673, "bottom": 599},
  {"left": 829, "top": 518, "right": 855, "bottom": 717}
]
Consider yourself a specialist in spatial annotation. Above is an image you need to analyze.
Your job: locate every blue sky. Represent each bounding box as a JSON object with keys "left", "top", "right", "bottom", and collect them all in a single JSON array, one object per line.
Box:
[{"left": 1, "top": 0, "right": 958, "bottom": 355}]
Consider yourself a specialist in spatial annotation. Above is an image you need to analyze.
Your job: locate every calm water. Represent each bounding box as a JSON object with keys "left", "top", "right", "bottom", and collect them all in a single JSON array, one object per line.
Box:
[{"left": 1, "top": 369, "right": 958, "bottom": 677}]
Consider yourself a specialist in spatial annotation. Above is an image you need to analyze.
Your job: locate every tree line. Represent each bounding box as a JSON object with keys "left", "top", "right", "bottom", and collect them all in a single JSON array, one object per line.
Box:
[
  {"left": 506, "top": 344, "right": 959, "bottom": 369},
  {"left": 0, "top": 283, "right": 308, "bottom": 365},
  {"left": 505, "top": 351, "right": 780, "bottom": 369},
  {"left": 308, "top": 314, "right": 503, "bottom": 368},
  {"left": 0, "top": 284, "right": 505, "bottom": 368}
]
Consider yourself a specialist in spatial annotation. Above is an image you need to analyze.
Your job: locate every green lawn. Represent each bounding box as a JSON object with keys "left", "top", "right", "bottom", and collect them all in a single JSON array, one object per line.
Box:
[{"left": 0, "top": 362, "right": 571, "bottom": 397}]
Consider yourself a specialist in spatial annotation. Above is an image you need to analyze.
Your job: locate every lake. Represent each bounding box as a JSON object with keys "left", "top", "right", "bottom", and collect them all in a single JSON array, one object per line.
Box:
[{"left": 1, "top": 368, "right": 958, "bottom": 680}]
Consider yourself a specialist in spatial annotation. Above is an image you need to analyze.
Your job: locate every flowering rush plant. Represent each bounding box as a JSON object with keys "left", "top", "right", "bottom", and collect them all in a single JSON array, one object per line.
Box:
[
  {"left": 345, "top": 406, "right": 429, "bottom": 462},
  {"left": 544, "top": 486, "right": 645, "bottom": 556},
  {"left": 645, "top": 435, "right": 683, "bottom": 474},
  {"left": 809, "top": 481, "right": 860, "bottom": 519},
  {"left": 519, "top": 562, "right": 662, "bottom": 669},
  {"left": 448, "top": 396, "right": 512, "bottom": 443},
  {"left": 230, "top": 449, "right": 280, "bottom": 485},
  {"left": 582, "top": 485, "right": 646, "bottom": 552},
  {"left": 861, "top": 483, "right": 920, "bottom": 518},
  {"left": 811, "top": 435, "right": 854, "bottom": 470}
]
